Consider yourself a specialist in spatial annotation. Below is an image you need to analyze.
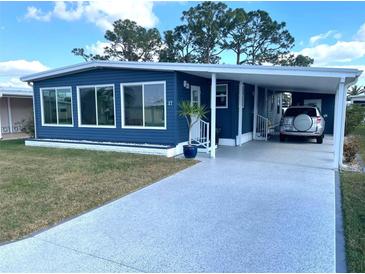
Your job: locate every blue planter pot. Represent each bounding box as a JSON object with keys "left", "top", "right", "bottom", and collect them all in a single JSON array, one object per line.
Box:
[{"left": 183, "top": 145, "right": 198, "bottom": 159}]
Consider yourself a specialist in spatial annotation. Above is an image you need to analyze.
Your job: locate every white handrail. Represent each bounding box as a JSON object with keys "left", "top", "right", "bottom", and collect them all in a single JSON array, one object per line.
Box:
[
  {"left": 256, "top": 114, "right": 269, "bottom": 141},
  {"left": 191, "top": 118, "right": 210, "bottom": 150}
]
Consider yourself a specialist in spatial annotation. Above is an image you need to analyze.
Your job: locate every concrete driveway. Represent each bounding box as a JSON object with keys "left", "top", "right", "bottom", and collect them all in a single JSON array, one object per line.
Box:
[{"left": 0, "top": 138, "right": 335, "bottom": 272}]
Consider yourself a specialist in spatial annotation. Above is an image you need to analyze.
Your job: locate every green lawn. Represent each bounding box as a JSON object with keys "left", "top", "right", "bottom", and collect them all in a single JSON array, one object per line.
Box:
[
  {"left": 341, "top": 126, "right": 365, "bottom": 272},
  {"left": 0, "top": 140, "right": 195, "bottom": 243}
]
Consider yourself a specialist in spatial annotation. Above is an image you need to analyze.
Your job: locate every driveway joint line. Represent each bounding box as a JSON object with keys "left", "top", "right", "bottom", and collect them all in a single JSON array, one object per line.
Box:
[{"left": 34, "top": 237, "right": 146, "bottom": 273}]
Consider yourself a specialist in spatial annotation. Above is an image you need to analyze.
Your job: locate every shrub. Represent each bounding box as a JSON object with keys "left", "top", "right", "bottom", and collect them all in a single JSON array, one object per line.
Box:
[
  {"left": 20, "top": 118, "right": 35, "bottom": 137},
  {"left": 343, "top": 136, "right": 360, "bottom": 163},
  {"left": 345, "top": 105, "right": 365, "bottom": 136}
]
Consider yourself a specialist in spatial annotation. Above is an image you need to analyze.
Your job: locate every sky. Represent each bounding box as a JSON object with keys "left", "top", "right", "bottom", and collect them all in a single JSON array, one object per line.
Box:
[{"left": 1, "top": 0, "right": 365, "bottom": 88}]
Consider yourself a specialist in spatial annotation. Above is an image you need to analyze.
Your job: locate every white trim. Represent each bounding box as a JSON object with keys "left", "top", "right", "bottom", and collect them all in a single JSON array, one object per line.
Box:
[
  {"left": 40, "top": 86, "right": 74, "bottom": 127},
  {"left": 32, "top": 88, "right": 37, "bottom": 138},
  {"left": 21, "top": 61, "right": 362, "bottom": 82},
  {"left": 121, "top": 81, "right": 167, "bottom": 130},
  {"left": 237, "top": 81, "right": 243, "bottom": 146},
  {"left": 7, "top": 97, "right": 13, "bottom": 133},
  {"left": 25, "top": 139, "right": 188, "bottom": 158},
  {"left": 216, "top": 83, "right": 228, "bottom": 109},
  {"left": 190, "top": 85, "right": 201, "bottom": 106},
  {"left": 219, "top": 138, "right": 236, "bottom": 146},
  {"left": 169, "top": 141, "right": 188, "bottom": 157},
  {"left": 236, "top": 132, "right": 253, "bottom": 146},
  {"left": 253, "top": 85, "right": 258, "bottom": 140},
  {"left": 210, "top": 73, "right": 216, "bottom": 158},
  {"left": 77, "top": 84, "right": 116, "bottom": 128}
]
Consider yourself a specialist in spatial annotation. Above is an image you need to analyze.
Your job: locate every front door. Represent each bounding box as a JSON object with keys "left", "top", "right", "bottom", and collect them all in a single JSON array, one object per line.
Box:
[{"left": 190, "top": 86, "right": 201, "bottom": 141}]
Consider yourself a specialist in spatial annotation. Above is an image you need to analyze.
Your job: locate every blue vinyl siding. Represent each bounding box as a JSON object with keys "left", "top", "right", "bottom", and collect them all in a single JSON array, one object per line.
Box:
[
  {"left": 176, "top": 72, "right": 252, "bottom": 141},
  {"left": 242, "top": 84, "right": 254, "bottom": 134},
  {"left": 34, "top": 68, "right": 178, "bottom": 145},
  {"left": 33, "top": 68, "right": 257, "bottom": 146},
  {"left": 291, "top": 92, "right": 335, "bottom": 134},
  {"left": 176, "top": 72, "right": 210, "bottom": 142}
]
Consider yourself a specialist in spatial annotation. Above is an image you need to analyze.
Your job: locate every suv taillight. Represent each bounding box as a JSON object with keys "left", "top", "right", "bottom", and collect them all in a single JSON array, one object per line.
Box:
[{"left": 316, "top": 116, "right": 321, "bottom": 123}]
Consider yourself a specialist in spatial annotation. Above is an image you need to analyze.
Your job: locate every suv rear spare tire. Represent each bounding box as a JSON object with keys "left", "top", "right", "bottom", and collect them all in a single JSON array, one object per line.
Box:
[{"left": 293, "top": 114, "right": 313, "bottom": 131}]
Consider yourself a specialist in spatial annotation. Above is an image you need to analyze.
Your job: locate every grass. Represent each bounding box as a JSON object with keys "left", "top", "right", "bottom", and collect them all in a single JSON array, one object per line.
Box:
[
  {"left": 0, "top": 140, "right": 196, "bottom": 243},
  {"left": 341, "top": 125, "right": 365, "bottom": 272}
]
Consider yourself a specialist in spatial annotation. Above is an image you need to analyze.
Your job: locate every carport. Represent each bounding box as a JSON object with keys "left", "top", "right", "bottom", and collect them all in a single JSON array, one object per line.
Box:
[{"left": 178, "top": 64, "right": 361, "bottom": 168}]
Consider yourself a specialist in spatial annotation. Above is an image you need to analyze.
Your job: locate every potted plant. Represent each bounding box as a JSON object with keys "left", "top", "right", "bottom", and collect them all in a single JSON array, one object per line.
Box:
[{"left": 179, "top": 101, "right": 208, "bottom": 159}]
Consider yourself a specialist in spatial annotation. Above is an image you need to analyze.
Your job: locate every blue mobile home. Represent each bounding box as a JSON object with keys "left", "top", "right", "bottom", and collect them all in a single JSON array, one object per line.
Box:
[{"left": 21, "top": 61, "right": 360, "bottom": 166}]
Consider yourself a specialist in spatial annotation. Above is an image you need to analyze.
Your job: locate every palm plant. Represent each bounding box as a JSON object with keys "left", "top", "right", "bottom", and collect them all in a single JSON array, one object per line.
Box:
[
  {"left": 348, "top": 85, "right": 364, "bottom": 99},
  {"left": 178, "top": 101, "right": 208, "bottom": 145}
]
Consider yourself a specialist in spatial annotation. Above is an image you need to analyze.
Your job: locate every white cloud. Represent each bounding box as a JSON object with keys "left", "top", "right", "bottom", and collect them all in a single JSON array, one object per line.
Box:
[
  {"left": 0, "top": 60, "right": 48, "bottom": 76},
  {"left": 309, "top": 30, "right": 342, "bottom": 45},
  {"left": 297, "top": 23, "right": 365, "bottom": 66},
  {"left": 0, "top": 60, "right": 49, "bottom": 88},
  {"left": 25, "top": 6, "right": 52, "bottom": 22},
  {"left": 298, "top": 41, "right": 365, "bottom": 65},
  {"left": 24, "top": 1, "right": 159, "bottom": 30},
  {"left": 355, "top": 22, "right": 365, "bottom": 41},
  {"left": 85, "top": 40, "right": 111, "bottom": 56},
  {"left": 0, "top": 77, "right": 29, "bottom": 88}
]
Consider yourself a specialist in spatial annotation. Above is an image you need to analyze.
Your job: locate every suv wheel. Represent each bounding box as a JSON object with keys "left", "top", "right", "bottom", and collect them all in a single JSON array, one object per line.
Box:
[
  {"left": 316, "top": 135, "right": 323, "bottom": 144},
  {"left": 280, "top": 134, "right": 286, "bottom": 142}
]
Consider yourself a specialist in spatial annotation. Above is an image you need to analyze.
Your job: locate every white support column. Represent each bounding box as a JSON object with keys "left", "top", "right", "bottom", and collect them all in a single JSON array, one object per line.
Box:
[
  {"left": 334, "top": 79, "right": 346, "bottom": 168},
  {"left": 7, "top": 97, "right": 13, "bottom": 133},
  {"left": 253, "top": 85, "right": 258, "bottom": 140},
  {"left": 210, "top": 73, "right": 216, "bottom": 158},
  {"left": 237, "top": 81, "right": 243, "bottom": 146},
  {"left": 333, "top": 88, "right": 339, "bottom": 152},
  {"left": 339, "top": 80, "right": 348, "bottom": 166}
]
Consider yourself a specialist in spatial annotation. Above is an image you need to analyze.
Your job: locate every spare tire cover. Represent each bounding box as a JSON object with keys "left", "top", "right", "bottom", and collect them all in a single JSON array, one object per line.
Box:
[{"left": 293, "top": 114, "right": 313, "bottom": 131}]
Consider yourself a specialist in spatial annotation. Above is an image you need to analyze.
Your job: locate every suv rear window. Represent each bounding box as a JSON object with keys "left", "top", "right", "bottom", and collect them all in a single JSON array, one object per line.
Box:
[{"left": 284, "top": 107, "right": 316, "bottom": 117}]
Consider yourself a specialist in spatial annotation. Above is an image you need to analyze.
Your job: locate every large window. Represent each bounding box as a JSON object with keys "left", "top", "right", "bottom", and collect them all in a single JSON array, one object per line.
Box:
[
  {"left": 78, "top": 85, "right": 115, "bottom": 127},
  {"left": 122, "top": 82, "right": 166, "bottom": 129},
  {"left": 41, "top": 87, "right": 73, "bottom": 126},
  {"left": 216, "top": 84, "right": 228, "bottom": 108}
]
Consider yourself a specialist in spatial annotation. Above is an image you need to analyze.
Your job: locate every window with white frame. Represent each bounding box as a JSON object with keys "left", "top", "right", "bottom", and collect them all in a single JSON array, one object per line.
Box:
[
  {"left": 41, "top": 87, "right": 73, "bottom": 126},
  {"left": 216, "top": 84, "right": 228, "bottom": 108},
  {"left": 122, "top": 82, "right": 166, "bottom": 129},
  {"left": 78, "top": 85, "right": 115, "bottom": 127}
]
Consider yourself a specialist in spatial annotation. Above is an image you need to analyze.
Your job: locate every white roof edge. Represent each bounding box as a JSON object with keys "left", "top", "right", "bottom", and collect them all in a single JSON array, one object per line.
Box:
[
  {"left": 0, "top": 87, "right": 33, "bottom": 97},
  {"left": 21, "top": 60, "right": 363, "bottom": 82}
]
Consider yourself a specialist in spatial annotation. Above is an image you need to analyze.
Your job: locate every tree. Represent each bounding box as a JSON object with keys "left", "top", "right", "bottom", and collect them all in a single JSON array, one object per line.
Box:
[
  {"left": 181, "top": 1, "right": 231, "bottom": 64},
  {"left": 278, "top": 54, "right": 314, "bottom": 67},
  {"left": 71, "top": 48, "right": 109, "bottom": 61},
  {"left": 72, "top": 19, "right": 161, "bottom": 61},
  {"left": 223, "top": 9, "right": 295, "bottom": 65},
  {"left": 221, "top": 8, "right": 249, "bottom": 65},
  {"left": 348, "top": 85, "right": 364, "bottom": 98},
  {"left": 159, "top": 25, "right": 197, "bottom": 63}
]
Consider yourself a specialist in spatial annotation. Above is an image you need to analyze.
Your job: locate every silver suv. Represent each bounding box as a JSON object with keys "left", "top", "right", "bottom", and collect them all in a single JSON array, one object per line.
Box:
[{"left": 280, "top": 106, "right": 326, "bottom": 144}]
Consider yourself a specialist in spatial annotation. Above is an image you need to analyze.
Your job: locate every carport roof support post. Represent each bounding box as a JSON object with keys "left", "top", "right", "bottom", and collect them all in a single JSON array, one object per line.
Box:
[
  {"left": 253, "top": 85, "right": 258, "bottom": 140},
  {"left": 210, "top": 73, "right": 216, "bottom": 158},
  {"left": 237, "top": 81, "right": 243, "bottom": 145},
  {"left": 334, "top": 78, "right": 346, "bottom": 168}
]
